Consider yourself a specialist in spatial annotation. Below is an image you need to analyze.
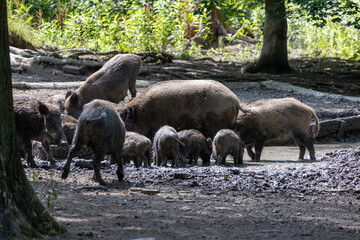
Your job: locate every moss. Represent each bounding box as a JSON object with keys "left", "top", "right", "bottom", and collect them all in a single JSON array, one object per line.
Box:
[{"left": 19, "top": 223, "right": 42, "bottom": 238}]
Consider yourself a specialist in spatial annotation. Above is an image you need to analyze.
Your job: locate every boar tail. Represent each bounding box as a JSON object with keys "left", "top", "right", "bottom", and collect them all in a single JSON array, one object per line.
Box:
[
  {"left": 311, "top": 111, "right": 320, "bottom": 138},
  {"left": 176, "top": 138, "right": 185, "bottom": 146}
]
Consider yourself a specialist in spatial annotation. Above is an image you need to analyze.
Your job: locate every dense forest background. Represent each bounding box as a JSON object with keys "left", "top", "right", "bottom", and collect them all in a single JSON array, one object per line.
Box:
[{"left": 7, "top": 0, "right": 360, "bottom": 61}]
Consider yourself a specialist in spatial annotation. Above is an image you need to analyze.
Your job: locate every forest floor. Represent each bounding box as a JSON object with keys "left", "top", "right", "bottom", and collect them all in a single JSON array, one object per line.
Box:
[{"left": 9, "top": 50, "right": 360, "bottom": 239}]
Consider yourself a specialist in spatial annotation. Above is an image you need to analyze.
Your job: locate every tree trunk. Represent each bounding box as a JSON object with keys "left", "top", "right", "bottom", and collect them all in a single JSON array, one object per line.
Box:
[
  {"left": 191, "top": 5, "right": 257, "bottom": 45},
  {"left": 0, "top": 0, "right": 65, "bottom": 237},
  {"left": 242, "top": 0, "right": 291, "bottom": 73}
]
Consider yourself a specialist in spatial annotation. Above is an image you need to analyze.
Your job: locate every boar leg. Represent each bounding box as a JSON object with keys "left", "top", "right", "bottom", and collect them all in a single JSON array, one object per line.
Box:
[
  {"left": 233, "top": 149, "right": 240, "bottom": 165},
  {"left": 160, "top": 152, "right": 167, "bottom": 167},
  {"left": 23, "top": 137, "right": 37, "bottom": 168},
  {"left": 129, "top": 81, "right": 137, "bottom": 98},
  {"left": 109, "top": 149, "right": 124, "bottom": 181},
  {"left": 145, "top": 150, "right": 151, "bottom": 167},
  {"left": 216, "top": 154, "right": 224, "bottom": 166},
  {"left": 62, "top": 142, "right": 82, "bottom": 179},
  {"left": 172, "top": 153, "right": 180, "bottom": 168},
  {"left": 246, "top": 145, "right": 255, "bottom": 160},
  {"left": 294, "top": 132, "right": 316, "bottom": 161},
  {"left": 254, "top": 141, "right": 264, "bottom": 162},
  {"left": 294, "top": 139, "right": 306, "bottom": 160},
  {"left": 41, "top": 139, "right": 55, "bottom": 165},
  {"left": 92, "top": 152, "right": 107, "bottom": 185},
  {"left": 193, "top": 153, "right": 199, "bottom": 166}
]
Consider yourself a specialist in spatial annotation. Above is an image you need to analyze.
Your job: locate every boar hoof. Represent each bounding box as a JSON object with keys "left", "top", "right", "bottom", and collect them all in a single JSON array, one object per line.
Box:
[
  {"left": 116, "top": 171, "right": 124, "bottom": 181},
  {"left": 98, "top": 180, "right": 107, "bottom": 186}
]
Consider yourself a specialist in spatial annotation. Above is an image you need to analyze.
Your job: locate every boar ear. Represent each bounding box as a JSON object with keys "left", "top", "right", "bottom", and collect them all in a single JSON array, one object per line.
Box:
[
  {"left": 69, "top": 92, "right": 79, "bottom": 107},
  {"left": 65, "top": 90, "right": 75, "bottom": 99},
  {"left": 36, "top": 100, "right": 49, "bottom": 115}
]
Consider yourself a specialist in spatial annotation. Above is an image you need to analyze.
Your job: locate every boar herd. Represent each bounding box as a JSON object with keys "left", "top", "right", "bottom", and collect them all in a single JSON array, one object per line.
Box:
[{"left": 13, "top": 53, "right": 320, "bottom": 185}]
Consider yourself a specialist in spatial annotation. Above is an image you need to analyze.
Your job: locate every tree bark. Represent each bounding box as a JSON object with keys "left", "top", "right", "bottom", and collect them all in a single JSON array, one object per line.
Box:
[
  {"left": 242, "top": 0, "right": 291, "bottom": 73},
  {"left": 0, "top": 0, "right": 65, "bottom": 237}
]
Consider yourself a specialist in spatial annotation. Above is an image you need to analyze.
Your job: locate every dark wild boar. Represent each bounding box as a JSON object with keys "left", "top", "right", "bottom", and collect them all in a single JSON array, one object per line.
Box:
[
  {"left": 152, "top": 125, "right": 184, "bottom": 167},
  {"left": 212, "top": 129, "right": 243, "bottom": 166},
  {"left": 62, "top": 99, "right": 126, "bottom": 185},
  {"left": 14, "top": 95, "right": 68, "bottom": 167},
  {"left": 120, "top": 80, "right": 243, "bottom": 140},
  {"left": 122, "top": 131, "right": 152, "bottom": 168},
  {"left": 234, "top": 98, "right": 320, "bottom": 162},
  {"left": 178, "top": 129, "right": 212, "bottom": 166},
  {"left": 65, "top": 53, "right": 141, "bottom": 118}
]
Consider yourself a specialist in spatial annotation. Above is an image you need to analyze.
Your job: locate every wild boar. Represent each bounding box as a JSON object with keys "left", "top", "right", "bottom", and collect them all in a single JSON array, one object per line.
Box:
[
  {"left": 62, "top": 99, "right": 126, "bottom": 185},
  {"left": 122, "top": 131, "right": 152, "bottom": 167},
  {"left": 178, "top": 129, "right": 212, "bottom": 166},
  {"left": 64, "top": 53, "right": 141, "bottom": 119},
  {"left": 233, "top": 98, "right": 320, "bottom": 162},
  {"left": 47, "top": 94, "right": 65, "bottom": 113},
  {"left": 13, "top": 95, "right": 68, "bottom": 167},
  {"left": 212, "top": 129, "right": 243, "bottom": 166},
  {"left": 152, "top": 125, "right": 184, "bottom": 167},
  {"left": 120, "top": 79, "right": 243, "bottom": 139}
]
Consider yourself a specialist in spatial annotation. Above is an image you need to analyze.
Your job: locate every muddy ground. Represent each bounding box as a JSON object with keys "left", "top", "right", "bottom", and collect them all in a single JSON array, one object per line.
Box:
[{"left": 10, "top": 52, "right": 360, "bottom": 239}]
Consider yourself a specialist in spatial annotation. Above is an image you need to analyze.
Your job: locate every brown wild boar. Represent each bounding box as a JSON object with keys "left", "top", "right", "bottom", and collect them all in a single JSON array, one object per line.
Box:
[
  {"left": 62, "top": 99, "right": 126, "bottom": 185},
  {"left": 123, "top": 131, "right": 152, "bottom": 167},
  {"left": 212, "top": 129, "right": 243, "bottom": 166},
  {"left": 120, "top": 80, "right": 243, "bottom": 140},
  {"left": 234, "top": 98, "right": 320, "bottom": 162},
  {"left": 65, "top": 53, "right": 141, "bottom": 119},
  {"left": 178, "top": 129, "right": 212, "bottom": 166},
  {"left": 152, "top": 125, "right": 184, "bottom": 167},
  {"left": 13, "top": 95, "right": 68, "bottom": 167}
]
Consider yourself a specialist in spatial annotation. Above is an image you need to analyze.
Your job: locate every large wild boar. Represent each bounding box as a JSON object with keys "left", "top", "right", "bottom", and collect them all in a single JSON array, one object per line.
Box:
[
  {"left": 212, "top": 129, "right": 243, "bottom": 166},
  {"left": 65, "top": 53, "right": 141, "bottom": 119},
  {"left": 123, "top": 131, "right": 152, "bottom": 167},
  {"left": 62, "top": 99, "right": 126, "bottom": 185},
  {"left": 233, "top": 98, "right": 320, "bottom": 162},
  {"left": 120, "top": 80, "right": 243, "bottom": 139},
  {"left": 152, "top": 125, "right": 183, "bottom": 167},
  {"left": 178, "top": 129, "right": 212, "bottom": 166},
  {"left": 13, "top": 95, "right": 68, "bottom": 167}
]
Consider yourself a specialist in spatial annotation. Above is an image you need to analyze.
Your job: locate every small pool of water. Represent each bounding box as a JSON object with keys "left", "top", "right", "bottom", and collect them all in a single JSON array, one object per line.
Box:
[{"left": 242, "top": 142, "right": 360, "bottom": 162}]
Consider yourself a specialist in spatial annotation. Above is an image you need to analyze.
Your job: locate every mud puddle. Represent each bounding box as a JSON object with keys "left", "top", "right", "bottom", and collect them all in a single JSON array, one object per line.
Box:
[{"left": 242, "top": 142, "right": 360, "bottom": 162}]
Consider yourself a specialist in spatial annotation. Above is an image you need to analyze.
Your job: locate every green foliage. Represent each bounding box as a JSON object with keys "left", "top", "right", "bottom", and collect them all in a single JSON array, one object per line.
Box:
[
  {"left": 32, "top": 171, "right": 39, "bottom": 186},
  {"left": 7, "top": 0, "right": 360, "bottom": 60},
  {"left": 46, "top": 179, "right": 58, "bottom": 212}
]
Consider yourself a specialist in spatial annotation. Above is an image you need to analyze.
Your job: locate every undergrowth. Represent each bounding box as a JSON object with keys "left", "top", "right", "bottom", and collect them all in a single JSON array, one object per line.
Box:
[{"left": 6, "top": 0, "right": 360, "bottom": 61}]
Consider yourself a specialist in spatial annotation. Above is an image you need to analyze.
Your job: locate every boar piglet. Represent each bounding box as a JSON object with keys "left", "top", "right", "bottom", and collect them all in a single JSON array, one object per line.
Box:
[
  {"left": 212, "top": 129, "right": 243, "bottom": 166},
  {"left": 178, "top": 129, "right": 212, "bottom": 166},
  {"left": 62, "top": 99, "right": 126, "bottom": 185},
  {"left": 234, "top": 98, "right": 320, "bottom": 162},
  {"left": 14, "top": 95, "right": 68, "bottom": 167},
  {"left": 122, "top": 131, "right": 152, "bottom": 168},
  {"left": 152, "top": 126, "right": 184, "bottom": 167},
  {"left": 65, "top": 54, "right": 141, "bottom": 119}
]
